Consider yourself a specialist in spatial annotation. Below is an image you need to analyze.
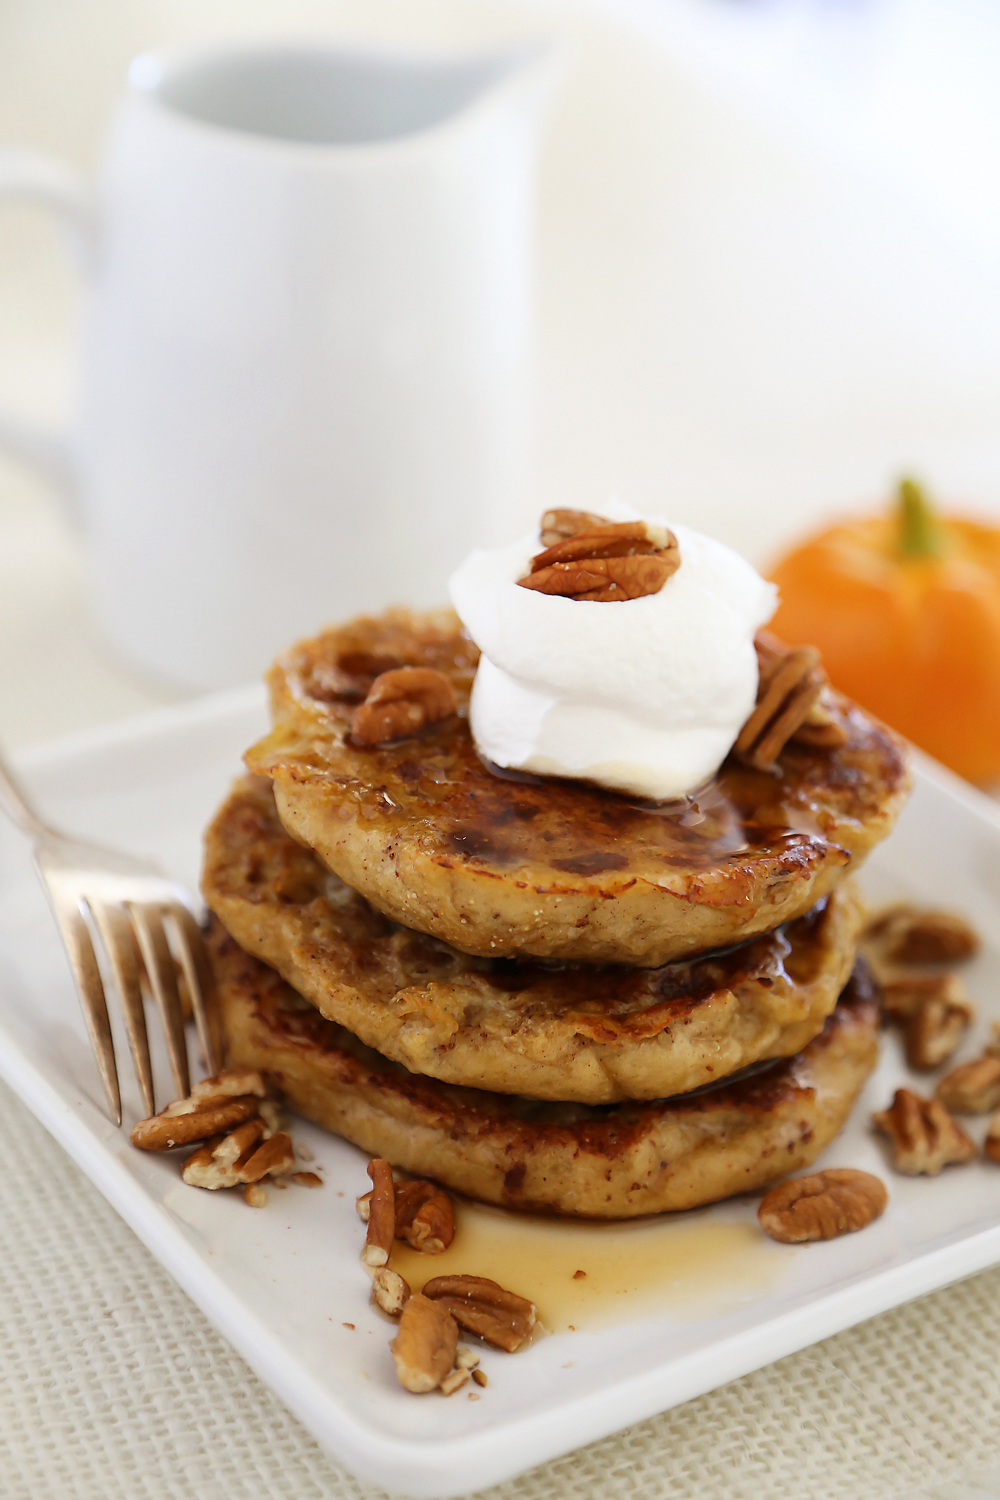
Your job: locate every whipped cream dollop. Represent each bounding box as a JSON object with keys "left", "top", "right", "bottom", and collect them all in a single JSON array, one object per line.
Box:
[{"left": 448, "top": 500, "right": 778, "bottom": 801}]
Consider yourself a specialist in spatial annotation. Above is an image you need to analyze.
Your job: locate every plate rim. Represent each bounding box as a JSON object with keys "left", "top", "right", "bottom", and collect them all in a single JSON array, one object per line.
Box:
[{"left": 2, "top": 696, "right": 1000, "bottom": 1497}]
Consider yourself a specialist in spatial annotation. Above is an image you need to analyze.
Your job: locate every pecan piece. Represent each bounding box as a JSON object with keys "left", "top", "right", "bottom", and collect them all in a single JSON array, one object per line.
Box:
[
  {"left": 362, "top": 1158, "right": 395, "bottom": 1267},
  {"left": 984, "top": 1112, "right": 1000, "bottom": 1164},
  {"left": 758, "top": 1169, "right": 888, "bottom": 1244},
  {"left": 182, "top": 1125, "right": 294, "bottom": 1189},
  {"left": 791, "top": 690, "right": 849, "bottom": 749},
  {"left": 372, "top": 1267, "right": 411, "bottom": 1318},
  {"left": 936, "top": 1055, "right": 1000, "bottom": 1115},
  {"left": 128, "top": 1092, "right": 262, "bottom": 1146},
  {"left": 518, "top": 517, "right": 680, "bottom": 603},
  {"left": 440, "top": 1367, "right": 470, "bottom": 1396},
  {"left": 291, "top": 1171, "right": 322, "bottom": 1188},
  {"left": 864, "top": 905, "right": 980, "bottom": 966},
  {"left": 350, "top": 667, "right": 457, "bottom": 747},
  {"left": 538, "top": 508, "right": 612, "bottom": 547},
  {"left": 873, "top": 1088, "right": 976, "bottom": 1175},
  {"left": 390, "top": 1293, "right": 458, "bottom": 1393},
  {"left": 357, "top": 1179, "right": 455, "bottom": 1253},
  {"left": 130, "top": 1068, "right": 269, "bottom": 1150},
  {"left": 881, "top": 973, "right": 974, "bottom": 1070},
  {"left": 421, "top": 1274, "right": 536, "bottom": 1353},
  {"left": 736, "top": 631, "right": 839, "bottom": 771},
  {"left": 394, "top": 1180, "right": 455, "bottom": 1254}
]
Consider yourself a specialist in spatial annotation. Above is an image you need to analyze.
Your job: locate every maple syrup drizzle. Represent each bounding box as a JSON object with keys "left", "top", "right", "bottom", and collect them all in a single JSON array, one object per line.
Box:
[{"left": 389, "top": 1198, "right": 782, "bottom": 1334}]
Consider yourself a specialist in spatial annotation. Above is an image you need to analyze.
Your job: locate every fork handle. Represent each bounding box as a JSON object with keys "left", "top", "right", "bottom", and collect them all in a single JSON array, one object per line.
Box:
[{"left": 0, "top": 746, "right": 51, "bottom": 838}]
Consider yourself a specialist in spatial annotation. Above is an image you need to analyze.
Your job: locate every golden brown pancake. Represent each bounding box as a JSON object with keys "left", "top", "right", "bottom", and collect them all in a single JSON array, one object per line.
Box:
[
  {"left": 204, "top": 778, "right": 863, "bottom": 1104},
  {"left": 245, "top": 609, "right": 909, "bottom": 967},
  {"left": 209, "top": 917, "right": 881, "bottom": 1219}
]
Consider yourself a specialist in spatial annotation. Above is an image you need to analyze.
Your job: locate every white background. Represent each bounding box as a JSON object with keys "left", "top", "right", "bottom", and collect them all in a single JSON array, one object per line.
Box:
[{"left": 3, "top": 0, "right": 1000, "bottom": 744}]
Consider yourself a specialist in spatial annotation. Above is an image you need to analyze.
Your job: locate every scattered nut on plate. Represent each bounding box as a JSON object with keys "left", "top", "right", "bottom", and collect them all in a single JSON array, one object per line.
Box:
[
  {"left": 391, "top": 1295, "right": 458, "bottom": 1394},
  {"left": 863, "top": 905, "right": 980, "bottom": 968},
  {"left": 936, "top": 1055, "right": 1000, "bottom": 1115},
  {"left": 356, "top": 1161, "right": 534, "bottom": 1394},
  {"left": 372, "top": 1267, "right": 411, "bottom": 1318},
  {"left": 758, "top": 1169, "right": 887, "bottom": 1244},
  {"left": 362, "top": 1158, "right": 396, "bottom": 1267},
  {"left": 420, "top": 1275, "right": 536, "bottom": 1354},
  {"left": 873, "top": 1088, "right": 976, "bottom": 1175},
  {"left": 357, "top": 1169, "right": 455, "bottom": 1255},
  {"left": 129, "top": 1069, "right": 308, "bottom": 1203},
  {"left": 881, "top": 973, "right": 974, "bottom": 1071}
]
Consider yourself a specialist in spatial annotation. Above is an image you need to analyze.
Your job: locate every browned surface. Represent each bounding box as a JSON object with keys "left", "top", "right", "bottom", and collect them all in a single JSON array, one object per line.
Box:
[
  {"left": 208, "top": 919, "right": 880, "bottom": 1219},
  {"left": 244, "top": 609, "right": 910, "bottom": 966},
  {"left": 203, "top": 778, "right": 862, "bottom": 1103}
]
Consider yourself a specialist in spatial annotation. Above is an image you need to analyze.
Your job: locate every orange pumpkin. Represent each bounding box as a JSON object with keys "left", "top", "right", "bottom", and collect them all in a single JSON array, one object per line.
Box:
[{"left": 768, "top": 480, "right": 1000, "bottom": 784}]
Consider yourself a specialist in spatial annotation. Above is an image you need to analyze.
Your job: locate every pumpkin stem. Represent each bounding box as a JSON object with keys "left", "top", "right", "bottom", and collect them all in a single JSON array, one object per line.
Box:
[{"left": 898, "top": 477, "right": 942, "bottom": 559}]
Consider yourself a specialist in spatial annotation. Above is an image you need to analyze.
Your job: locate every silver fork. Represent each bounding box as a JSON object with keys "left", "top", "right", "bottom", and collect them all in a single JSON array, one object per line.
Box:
[{"left": 0, "top": 746, "right": 218, "bottom": 1125}]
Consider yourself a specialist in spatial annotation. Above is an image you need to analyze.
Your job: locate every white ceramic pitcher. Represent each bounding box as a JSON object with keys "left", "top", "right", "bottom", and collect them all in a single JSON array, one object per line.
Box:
[{"left": 0, "top": 42, "right": 555, "bottom": 689}]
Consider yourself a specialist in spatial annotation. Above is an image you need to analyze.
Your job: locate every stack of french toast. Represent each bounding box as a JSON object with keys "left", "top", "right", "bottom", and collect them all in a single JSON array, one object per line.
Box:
[{"left": 201, "top": 590, "right": 910, "bottom": 1219}]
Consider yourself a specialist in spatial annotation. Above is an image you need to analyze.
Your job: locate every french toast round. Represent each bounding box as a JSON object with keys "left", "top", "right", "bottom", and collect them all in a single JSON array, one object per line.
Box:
[
  {"left": 203, "top": 778, "right": 863, "bottom": 1103},
  {"left": 244, "top": 609, "right": 909, "bottom": 967},
  {"left": 208, "top": 919, "right": 881, "bottom": 1219}
]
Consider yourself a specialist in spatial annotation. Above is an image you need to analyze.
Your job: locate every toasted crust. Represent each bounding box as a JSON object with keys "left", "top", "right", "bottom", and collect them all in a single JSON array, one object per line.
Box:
[
  {"left": 245, "top": 609, "right": 910, "bottom": 967},
  {"left": 203, "top": 778, "right": 863, "bottom": 1104},
  {"left": 208, "top": 919, "right": 881, "bottom": 1219}
]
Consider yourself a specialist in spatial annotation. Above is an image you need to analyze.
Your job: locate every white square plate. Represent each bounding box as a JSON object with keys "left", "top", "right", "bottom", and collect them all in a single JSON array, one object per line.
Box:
[{"left": 1, "top": 689, "right": 999, "bottom": 1499}]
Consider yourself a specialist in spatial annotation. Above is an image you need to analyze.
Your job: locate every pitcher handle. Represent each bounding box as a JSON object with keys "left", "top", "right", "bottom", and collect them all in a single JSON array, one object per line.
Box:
[{"left": 0, "top": 149, "right": 95, "bottom": 487}]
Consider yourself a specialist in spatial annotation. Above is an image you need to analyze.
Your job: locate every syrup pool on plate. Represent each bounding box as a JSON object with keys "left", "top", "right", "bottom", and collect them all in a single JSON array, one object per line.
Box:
[{"left": 389, "top": 1198, "right": 784, "bottom": 1334}]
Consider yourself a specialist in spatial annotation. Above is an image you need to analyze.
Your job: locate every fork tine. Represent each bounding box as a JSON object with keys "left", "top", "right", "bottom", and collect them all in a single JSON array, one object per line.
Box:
[
  {"left": 168, "top": 904, "right": 220, "bottom": 1076},
  {"left": 130, "top": 903, "right": 190, "bottom": 1099},
  {"left": 88, "top": 900, "right": 155, "bottom": 1118},
  {"left": 51, "top": 898, "right": 121, "bottom": 1125}
]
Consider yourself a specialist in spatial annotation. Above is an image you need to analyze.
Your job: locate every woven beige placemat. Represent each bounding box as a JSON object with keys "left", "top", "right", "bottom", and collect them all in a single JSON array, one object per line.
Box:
[{"left": 1, "top": 1078, "right": 998, "bottom": 1500}]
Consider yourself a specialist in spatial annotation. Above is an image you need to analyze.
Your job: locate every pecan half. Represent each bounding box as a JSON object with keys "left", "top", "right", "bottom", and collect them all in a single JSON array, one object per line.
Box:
[
  {"left": 394, "top": 1181, "right": 455, "bottom": 1254},
  {"left": 130, "top": 1068, "right": 268, "bottom": 1151},
  {"left": 390, "top": 1294, "right": 458, "bottom": 1393},
  {"left": 881, "top": 973, "right": 974, "bottom": 1070},
  {"left": 538, "top": 508, "right": 612, "bottom": 547},
  {"left": 864, "top": 905, "right": 980, "bottom": 967},
  {"left": 421, "top": 1274, "right": 536, "bottom": 1353},
  {"left": 758, "top": 1168, "right": 888, "bottom": 1244},
  {"left": 357, "top": 1178, "right": 455, "bottom": 1254},
  {"left": 984, "top": 1112, "right": 1000, "bottom": 1164},
  {"left": 182, "top": 1125, "right": 295, "bottom": 1189},
  {"left": 372, "top": 1267, "right": 411, "bottom": 1318},
  {"left": 736, "top": 631, "right": 842, "bottom": 771},
  {"left": 936, "top": 1055, "right": 1000, "bottom": 1115},
  {"left": 363, "top": 1158, "right": 396, "bottom": 1267},
  {"left": 350, "top": 667, "right": 457, "bottom": 747},
  {"left": 518, "top": 517, "right": 680, "bottom": 603},
  {"left": 873, "top": 1088, "right": 976, "bottom": 1175},
  {"left": 791, "top": 691, "right": 849, "bottom": 749},
  {"left": 291, "top": 1171, "right": 323, "bottom": 1188}
]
